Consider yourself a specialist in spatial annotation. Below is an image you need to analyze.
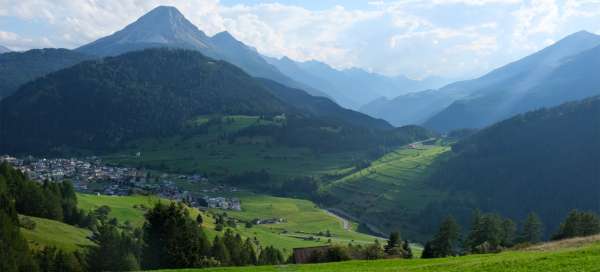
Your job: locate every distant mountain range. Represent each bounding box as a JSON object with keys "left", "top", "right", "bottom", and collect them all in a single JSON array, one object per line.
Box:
[
  {"left": 264, "top": 56, "right": 448, "bottom": 109},
  {"left": 363, "top": 31, "right": 600, "bottom": 130},
  {"left": 0, "top": 6, "right": 447, "bottom": 110},
  {"left": 0, "top": 48, "right": 392, "bottom": 154},
  {"left": 0, "top": 45, "right": 10, "bottom": 53},
  {"left": 0, "top": 49, "right": 92, "bottom": 99}
]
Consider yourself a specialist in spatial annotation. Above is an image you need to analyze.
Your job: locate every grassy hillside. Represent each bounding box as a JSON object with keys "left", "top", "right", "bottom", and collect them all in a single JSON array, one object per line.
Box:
[
  {"left": 155, "top": 236, "right": 600, "bottom": 272},
  {"left": 76, "top": 193, "right": 383, "bottom": 254},
  {"left": 218, "top": 193, "right": 384, "bottom": 254},
  {"left": 323, "top": 143, "right": 450, "bottom": 239},
  {"left": 103, "top": 115, "right": 368, "bottom": 178},
  {"left": 19, "top": 215, "right": 95, "bottom": 252},
  {"left": 78, "top": 193, "right": 164, "bottom": 227}
]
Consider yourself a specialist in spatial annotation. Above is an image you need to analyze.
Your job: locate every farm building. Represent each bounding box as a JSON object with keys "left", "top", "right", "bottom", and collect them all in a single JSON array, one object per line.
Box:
[{"left": 293, "top": 245, "right": 331, "bottom": 264}]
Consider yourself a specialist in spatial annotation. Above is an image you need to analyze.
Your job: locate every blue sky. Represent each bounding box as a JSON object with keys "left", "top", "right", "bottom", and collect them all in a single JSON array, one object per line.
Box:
[{"left": 1, "top": 0, "right": 600, "bottom": 79}]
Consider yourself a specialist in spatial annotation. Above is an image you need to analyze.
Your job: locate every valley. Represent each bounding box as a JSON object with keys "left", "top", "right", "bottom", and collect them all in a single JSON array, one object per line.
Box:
[{"left": 2, "top": 3, "right": 600, "bottom": 272}]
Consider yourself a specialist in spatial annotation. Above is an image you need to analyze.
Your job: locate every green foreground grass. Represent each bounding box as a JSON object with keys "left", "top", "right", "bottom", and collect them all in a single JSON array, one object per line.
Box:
[
  {"left": 155, "top": 240, "right": 600, "bottom": 272},
  {"left": 20, "top": 215, "right": 95, "bottom": 252}
]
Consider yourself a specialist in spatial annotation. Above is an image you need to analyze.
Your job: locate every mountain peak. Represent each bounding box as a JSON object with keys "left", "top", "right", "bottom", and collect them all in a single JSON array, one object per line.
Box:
[
  {"left": 0, "top": 45, "right": 10, "bottom": 53},
  {"left": 77, "top": 5, "right": 211, "bottom": 55},
  {"left": 145, "top": 5, "right": 184, "bottom": 17},
  {"left": 566, "top": 30, "right": 597, "bottom": 38},
  {"left": 554, "top": 30, "right": 600, "bottom": 46},
  {"left": 213, "top": 31, "right": 235, "bottom": 40}
]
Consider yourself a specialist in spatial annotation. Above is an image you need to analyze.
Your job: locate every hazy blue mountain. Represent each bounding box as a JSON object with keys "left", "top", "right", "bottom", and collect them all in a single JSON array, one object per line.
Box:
[
  {"left": 360, "top": 89, "right": 463, "bottom": 127},
  {"left": 77, "top": 6, "right": 326, "bottom": 97},
  {"left": 424, "top": 30, "right": 600, "bottom": 132},
  {"left": 0, "top": 45, "right": 10, "bottom": 53},
  {"left": 265, "top": 56, "right": 447, "bottom": 109},
  {"left": 0, "top": 48, "right": 92, "bottom": 99},
  {"left": 364, "top": 30, "right": 600, "bottom": 128},
  {"left": 258, "top": 78, "right": 391, "bottom": 130}
]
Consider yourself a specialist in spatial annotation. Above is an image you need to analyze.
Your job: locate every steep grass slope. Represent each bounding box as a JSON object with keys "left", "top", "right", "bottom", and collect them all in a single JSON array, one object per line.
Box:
[
  {"left": 323, "top": 144, "right": 450, "bottom": 239},
  {"left": 19, "top": 215, "right": 95, "bottom": 252}
]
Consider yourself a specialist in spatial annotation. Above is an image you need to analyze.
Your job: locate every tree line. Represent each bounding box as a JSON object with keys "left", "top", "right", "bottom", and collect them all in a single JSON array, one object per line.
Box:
[{"left": 422, "top": 209, "right": 600, "bottom": 259}]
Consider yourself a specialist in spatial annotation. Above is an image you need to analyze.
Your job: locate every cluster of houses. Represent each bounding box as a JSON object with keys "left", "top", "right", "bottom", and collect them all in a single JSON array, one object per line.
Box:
[
  {"left": 252, "top": 218, "right": 286, "bottom": 225},
  {"left": 0, "top": 155, "right": 142, "bottom": 189},
  {"left": 0, "top": 155, "right": 244, "bottom": 211},
  {"left": 204, "top": 197, "right": 242, "bottom": 211}
]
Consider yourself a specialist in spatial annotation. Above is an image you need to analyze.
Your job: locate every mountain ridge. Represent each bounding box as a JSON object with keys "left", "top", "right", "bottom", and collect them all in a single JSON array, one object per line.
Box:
[
  {"left": 266, "top": 56, "right": 447, "bottom": 109},
  {"left": 424, "top": 30, "right": 600, "bottom": 132},
  {"left": 0, "top": 48, "right": 92, "bottom": 99},
  {"left": 362, "top": 30, "right": 600, "bottom": 128},
  {"left": 76, "top": 6, "right": 328, "bottom": 99},
  {"left": 0, "top": 48, "right": 393, "bottom": 155},
  {"left": 0, "top": 45, "right": 10, "bottom": 53}
]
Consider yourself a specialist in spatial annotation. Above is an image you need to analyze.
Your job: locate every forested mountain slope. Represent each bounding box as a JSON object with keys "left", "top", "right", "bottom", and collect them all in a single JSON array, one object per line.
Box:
[
  {"left": 422, "top": 96, "right": 600, "bottom": 234},
  {"left": 0, "top": 49, "right": 287, "bottom": 154},
  {"left": 0, "top": 48, "right": 400, "bottom": 156},
  {"left": 0, "top": 48, "right": 92, "bottom": 99}
]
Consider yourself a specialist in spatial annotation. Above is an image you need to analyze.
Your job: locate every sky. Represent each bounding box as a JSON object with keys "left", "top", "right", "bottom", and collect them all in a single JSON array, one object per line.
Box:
[{"left": 1, "top": 0, "right": 600, "bottom": 79}]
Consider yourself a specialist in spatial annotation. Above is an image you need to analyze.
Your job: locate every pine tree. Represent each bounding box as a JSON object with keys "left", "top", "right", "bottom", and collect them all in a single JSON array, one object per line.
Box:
[
  {"left": 240, "top": 238, "right": 257, "bottom": 265},
  {"left": 384, "top": 231, "right": 401, "bottom": 255},
  {"left": 519, "top": 212, "right": 544, "bottom": 244},
  {"left": 500, "top": 218, "right": 517, "bottom": 247},
  {"left": 211, "top": 236, "right": 231, "bottom": 266},
  {"left": 258, "top": 246, "right": 285, "bottom": 265},
  {"left": 86, "top": 223, "right": 140, "bottom": 272},
  {"left": 422, "top": 216, "right": 460, "bottom": 258},
  {"left": 553, "top": 210, "right": 600, "bottom": 240},
  {"left": 141, "top": 202, "right": 211, "bottom": 269},
  {"left": 0, "top": 173, "right": 36, "bottom": 272}
]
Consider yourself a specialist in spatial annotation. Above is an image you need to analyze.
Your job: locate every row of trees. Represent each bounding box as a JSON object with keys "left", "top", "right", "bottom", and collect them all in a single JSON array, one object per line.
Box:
[
  {"left": 423, "top": 209, "right": 600, "bottom": 259},
  {"left": 299, "top": 231, "right": 413, "bottom": 264},
  {"left": 422, "top": 211, "right": 544, "bottom": 258}
]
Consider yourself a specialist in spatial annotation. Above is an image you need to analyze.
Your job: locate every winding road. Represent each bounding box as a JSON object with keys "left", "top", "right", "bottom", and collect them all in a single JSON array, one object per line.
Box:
[{"left": 325, "top": 209, "right": 350, "bottom": 230}]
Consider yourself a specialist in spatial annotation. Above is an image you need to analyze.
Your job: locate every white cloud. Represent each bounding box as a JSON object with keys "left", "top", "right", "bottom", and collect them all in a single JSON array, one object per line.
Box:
[
  {"left": 431, "top": 0, "right": 521, "bottom": 5},
  {"left": 0, "top": 0, "right": 599, "bottom": 78},
  {"left": 0, "top": 30, "right": 53, "bottom": 50}
]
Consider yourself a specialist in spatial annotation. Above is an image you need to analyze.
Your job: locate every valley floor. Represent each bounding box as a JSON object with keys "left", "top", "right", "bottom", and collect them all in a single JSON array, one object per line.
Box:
[{"left": 154, "top": 237, "right": 600, "bottom": 272}]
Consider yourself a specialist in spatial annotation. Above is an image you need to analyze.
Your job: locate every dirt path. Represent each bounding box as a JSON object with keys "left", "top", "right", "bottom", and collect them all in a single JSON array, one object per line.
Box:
[{"left": 325, "top": 209, "right": 350, "bottom": 230}]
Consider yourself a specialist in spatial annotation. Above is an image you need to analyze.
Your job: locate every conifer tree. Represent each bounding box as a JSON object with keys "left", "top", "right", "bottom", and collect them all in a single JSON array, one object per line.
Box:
[{"left": 519, "top": 212, "right": 544, "bottom": 244}]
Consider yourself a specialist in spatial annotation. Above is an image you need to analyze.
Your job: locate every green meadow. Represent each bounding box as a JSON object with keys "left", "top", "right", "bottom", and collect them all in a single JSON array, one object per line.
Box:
[
  {"left": 216, "top": 193, "right": 384, "bottom": 254},
  {"left": 155, "top": 238, "right": 600, "bottom": 272},
  {"left": 19, "top": 215, "right": 95, "bottom": 252},
  {"left": 103, "top": 115, "right": 366, "bottom": 178},
  {"left": 74, "top": 192, "right": 384, "bottom": 254},
  {"left": 77, "top": 193, "right": 166, "bottom": 227}
]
